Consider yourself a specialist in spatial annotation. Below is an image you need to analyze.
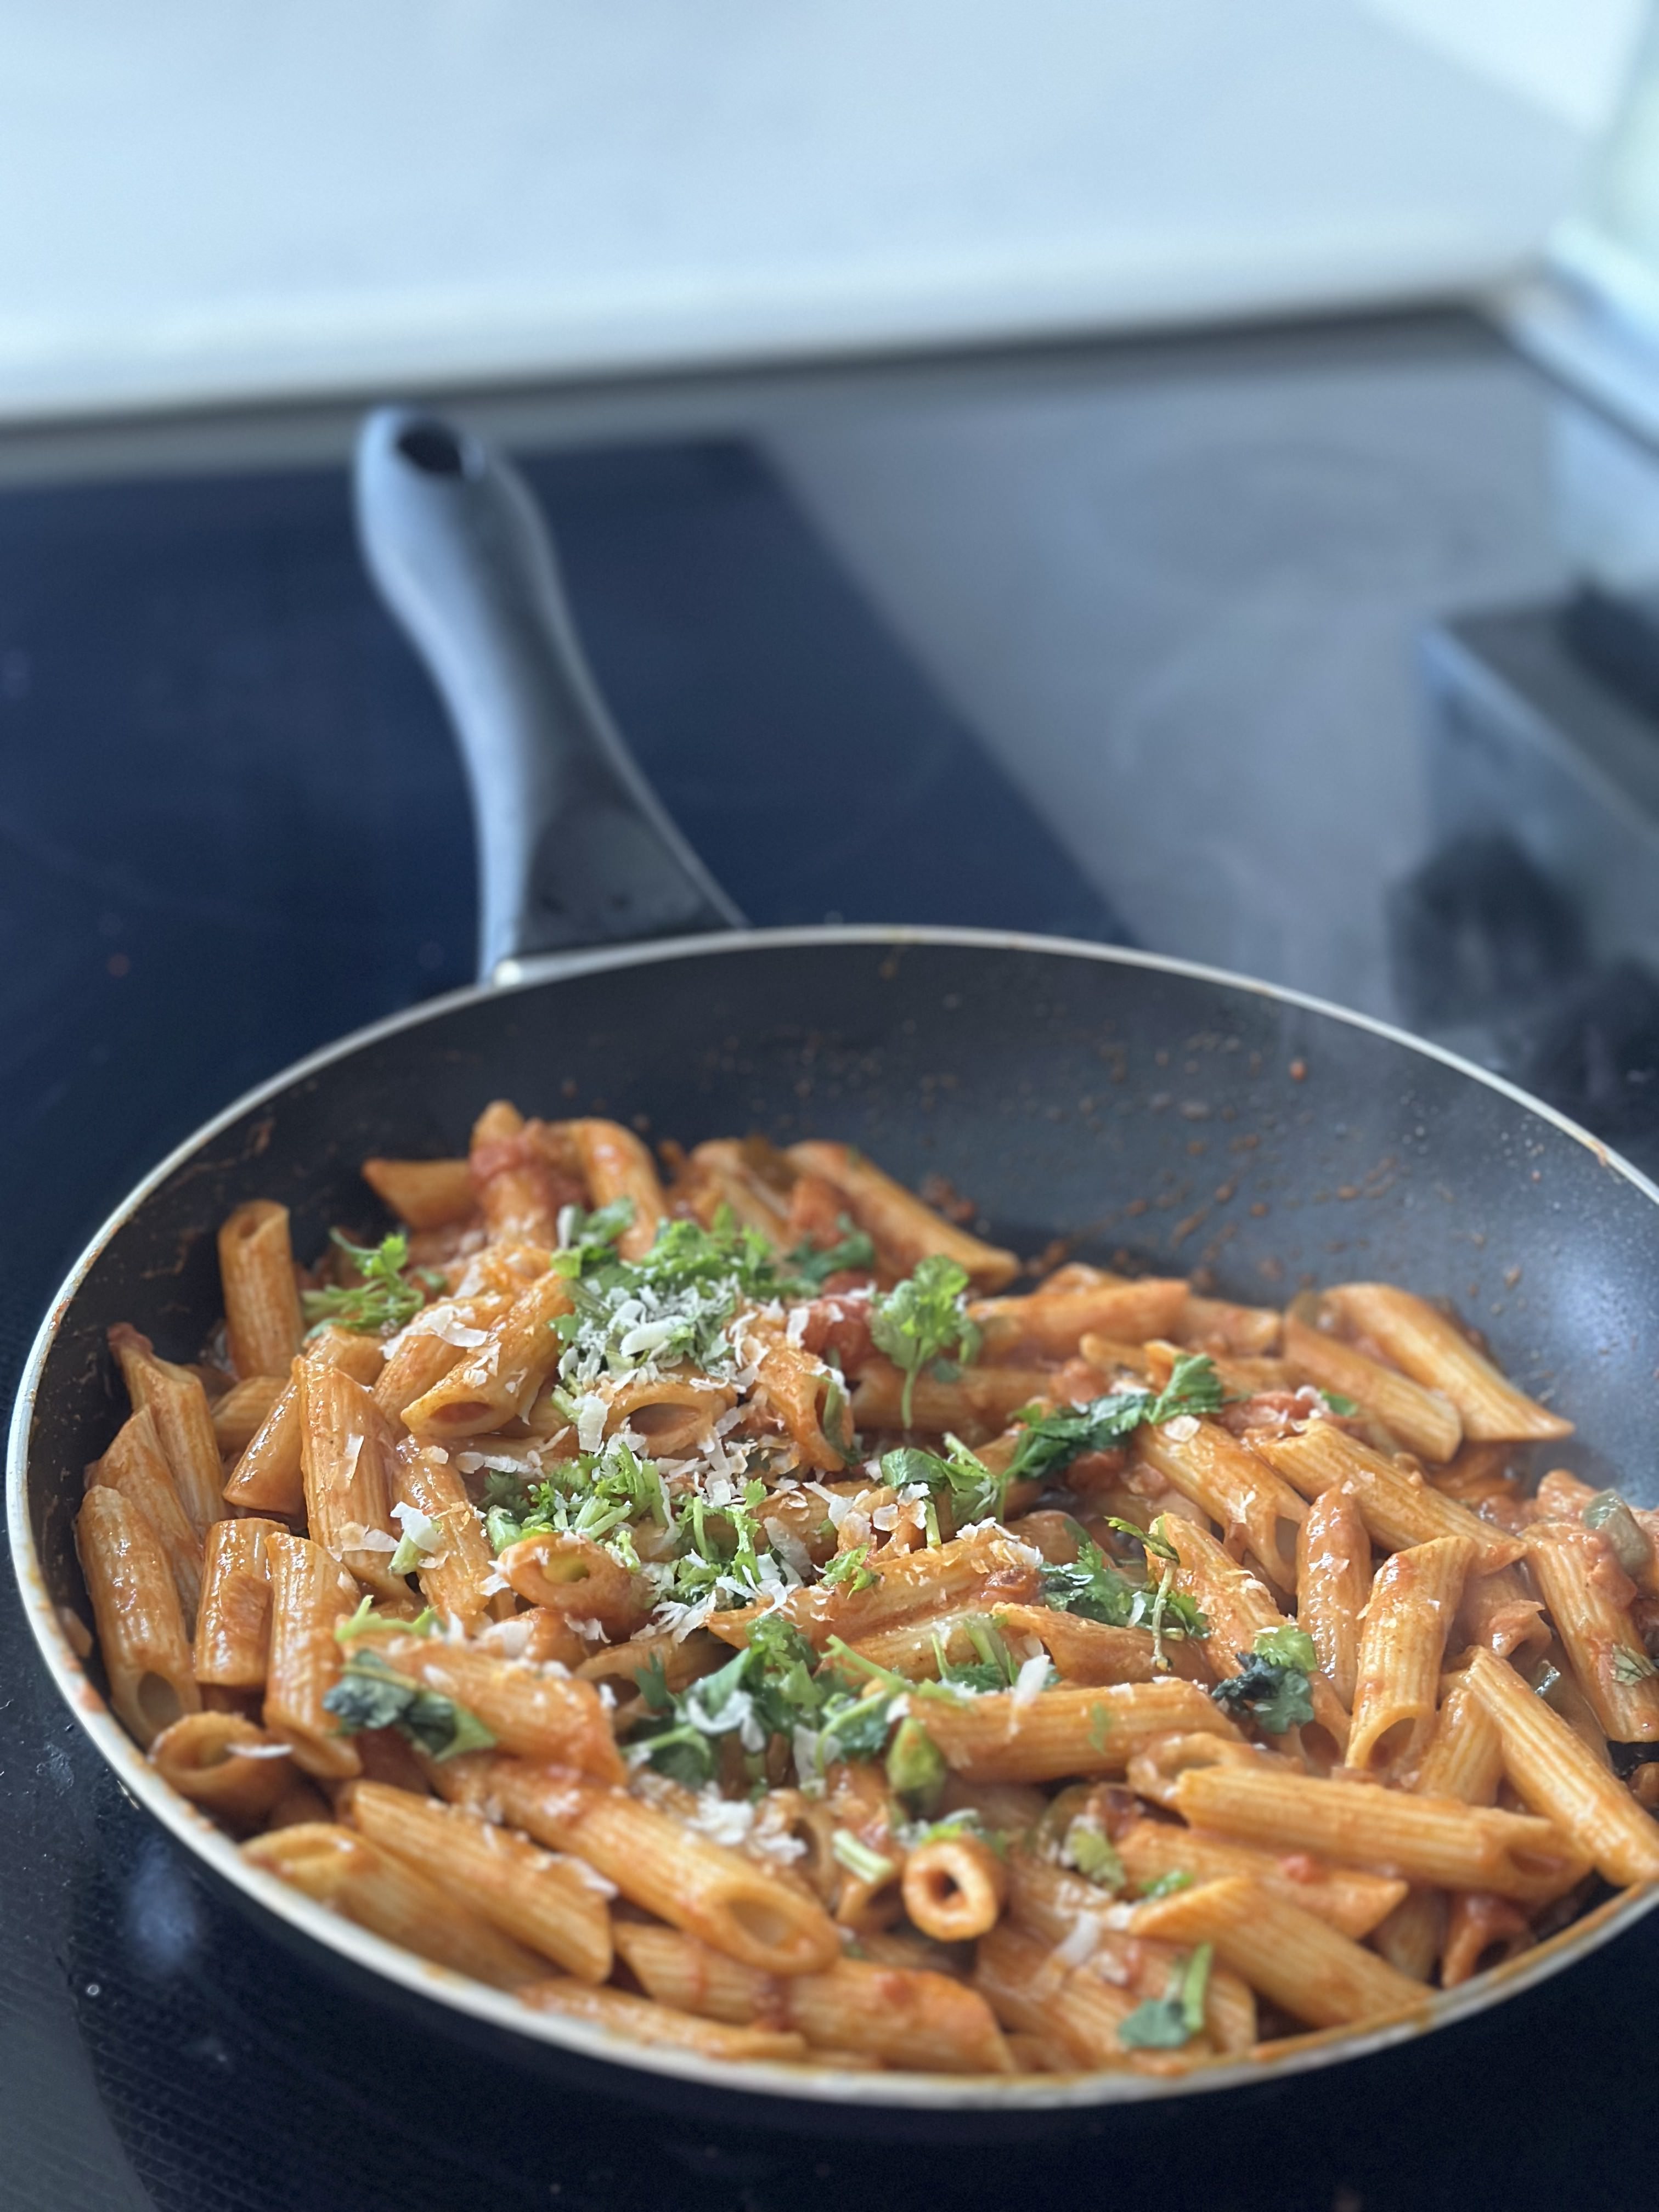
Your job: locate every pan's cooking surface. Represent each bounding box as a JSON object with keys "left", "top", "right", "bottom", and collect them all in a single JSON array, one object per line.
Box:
[{"left": 9, "top": 314, "right": 1659, "bottom": 2208}]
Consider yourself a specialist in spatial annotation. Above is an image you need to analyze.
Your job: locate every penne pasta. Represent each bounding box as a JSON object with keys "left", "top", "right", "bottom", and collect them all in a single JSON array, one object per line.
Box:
[
  {"left": 1282, "top": 1313, "right": 1462, "bottom": 1462},
  {"left": 400, "top": 1271, "right": 573, "bottom": 1439},
  {"left": 361, "top": 1156, "right": 477, "bottom": 1231},
  {"left": 970, "top": 1280, "right": 1188, "bottom": 1363},
  {"left": 76, "top": 1485, "right": 201, "bottom": 1746},
  {"left": 262, "top": 1532, "right": 362, "bottom": 1780},
  {"left": 1250, "top": 1422, "right": 1522, "bottom": 1570},
  {"left": 614, "top": 1923, "right": 1013, "bottom": 2073},
  {"left": 298, "top": 1363, "right": 408, "bottom": 1599},
  {"left": 1345, "top": 1537, "right": 1474, "bottom": 1773},
  {"left": 520, "top": 1978, "right": 808, "bottom": 2061},
  {"left": 223, "top": 1327, "right": 386, "bottom": 1515},
  {"left": 1114, "top": 1820, "right": 1407, "bottom": 1939},
  {"left": 1464, "top": 1647, "right": 1659, "bottom": 1886},
  {"left": 93, "top": 1405, "right": 204, "bottom": 1633},
  {"left": 1135, "top": 1419, "right": 1306, "bottom": 1594},
  {"left": 1295, "top": 1486, "right": 1370, "bottom": 1708},
  {"left": 1325, "top": 1285, "right": 1571, "bottom": 1442},
  {"left": 1133, "top": 1877, "right": 1425, "bottom": 2029},
  {"left": 913, "top": 1679, "right": 1238, "bottom": 1784},
  {"left": 218, "top": 1200, "right": 306, "bottom": 1379},
  {"left": 1522, "top": 1522, "right": 1659, "bottom": 1742},
  {"left": 390, "top": 1438, "right": 506, "bottom": 1630},
  {"left": 347, "top": 1780, "right": 613, "bottom": 1981},
  {"left": 210, "top": 1374, "right": 286, "bottom": 1457},
  {"left": 193, "top": 1515, "right": 282, "bottom": 1688},
  {"left": 785, "top": 1141, "right": 1018, "bottom": 1289},
  {"left": 565, "top": 1119, "right": 666, "bottom": 1260},
  {"left": 149, "top": 1711, "right": 292, "bottom": 1828},
  {"left": 109, "top": 1324, "right": 225, "bottom": 1538}
]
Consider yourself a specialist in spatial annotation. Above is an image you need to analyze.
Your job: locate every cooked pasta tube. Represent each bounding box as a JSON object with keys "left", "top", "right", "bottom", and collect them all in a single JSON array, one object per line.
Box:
[
  {"left": 1325, "top": 1285, "right": 1571, "bottom": 1442},
  {"left": 562, "top": 1119, "right": 665, "bottom": 1260},
  {"left": 520, "top": 1978, "right": 807, "bottom": 2061},
  {"left": 1345, "top": 1537, "right": 1474, "bottom": 1773},
  {"left": 785, "top": 1141, "right": 1018, "bottom": 1290},
  {"left": 1133, "top": 1877, "right": 1425, "bottom": 2029},
  {"left": 218, "top": 1201, "right": 306, "bottom": 1379},
  {"left": 390, "top": 1439, "right": 505, "bottom": 1630},
  {"left": 1282, "top": 1314, "right": 1462, "bottom": 1463},
  {"left": 297, "top": 1367, "right": 406, "bottom": 1599},
  {"left": 469, "top": 1100, "right": 563, "bottom": 1246},
  {"left": 912, "top": 1679, "right": 1238, "bottom": 1784},
  {"left": 1370, "top": 1888, "right": 1445, "bottom": 1984},
  {"left": 1441, "top": 1891, "right": 1534, "bottom": 1987},
  {"left": 1114, "top": 1821, "right": 1407, "bottom": 1940},
  {"left": 108, "top": 1324, "right": 225, "bottom": 1537},
  {"left": 849, "top": 1361, "right": 1059, "bottom": 1438},
  {"left": 1413, "top": 1671, "right": 1503, "bottom": 1807},
  {"left": 346, "top": 1780, "right": 612, "bottom": 1981},
  {"left": 744, "top": 1318, "right": 850, "bottom": 1471},
  {"left": 76, "top": 1486, "right": 201, "bottom": 1747},
  {"left": 1135, "top": 1420, "right": 1307, "bottom": 1594},
  {"left": 360, "top": 1156, "right": 476, "bottom": 1230},
  {"left": 575, "top": 1631, "right": 723, "bottom": 1696},
  {"left": 483, "top": 1762, "right": 840, "bottom": 1976},
  {"left": 224, "top": 1328, "right": 385, "bottom": 1514},
  {"left": 613, "top": 1923, "right": 1013, "bottom": 2073},
  {"left": 901, "top": 1830, "right": 1007, "bottom": 1940},
  {"left": 1295, "top": 1487, "right": 1370, "bottom": 1707},
  {"left": 970, "top": 1279, "right": 1188, "bottom": 1363},
  {"left": 1168, "top": 1762, "right": 1589, "bottom": 1901},
  {"left": 149, "top": 1711, "right": 291, "bottom": 1827},
  {"left": 1250, "top": 1423, "right": 1522, "bottom": 1568},
  {"left": 400, "top": 1271, "right": 574, "bottom": 1439},
  {"left": 374, "top": 1294, "right": 513, "bottom": 1421},
  {"left": 93, "top": 1405, "right": 203, "bottom": 1633},
  {"left": 262, "top": 1532, "right": 362, "bottom": 1780},
  {"left": 685, "top": 1139, "right": 793, "bottom": 1244},
  {"left": 210, "top": 1374, "right": 285, "bottom": 1458},
  {"left": 710, "top": 1523, "right": 1042, "bottom": 1652},
  {"left": 1456, "top": 1563, "right": 1549, "bottom": 1662},
  {"left": 1161, "top": 1515, "right": 1350, "bottom": 1757},
  {"left": 973, "top": 1922, "right": 1149, "bottom": 2069},
  {"left": 495, "top": 1532, "right": 644, "bottom": 1638},
  {"left": 244, "top": 1821, "right": 546, "bottom": 1987},
  {"left": 1522, "top": 1522, "right": 1659, "bottom": 1742},
  {"left": 193, "top": 1515, "right": 281, "bottom": 1688},
  {"left": 990, "top": 1602, "right": 1212, "bottom": 1686},
  {"left": 362, "top": 1637, "right": 622, "bottom": 1781},
  {"left": 1178, "top": 1295, "right": 1282, "bottom": 1357},
  {"left": 1003, "top": 1853, "right": 1257, "bottom": 2051},
  {"left": 1464, "top": 1646, "right": 1659, "bottom": 1885},
  {"left": 588, "top": 1370, "right": 736, "bottom": 1457}
]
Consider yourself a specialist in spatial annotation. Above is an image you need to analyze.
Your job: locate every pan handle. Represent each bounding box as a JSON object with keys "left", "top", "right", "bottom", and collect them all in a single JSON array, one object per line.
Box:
[{"left": 353, "top": 407, "right": 743, "bottom": 983}]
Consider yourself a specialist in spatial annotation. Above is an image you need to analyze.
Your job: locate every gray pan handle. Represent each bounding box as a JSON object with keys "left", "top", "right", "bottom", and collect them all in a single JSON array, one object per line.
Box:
[{"left": 353, "top": 407, "right": 743, "bottom": 981}]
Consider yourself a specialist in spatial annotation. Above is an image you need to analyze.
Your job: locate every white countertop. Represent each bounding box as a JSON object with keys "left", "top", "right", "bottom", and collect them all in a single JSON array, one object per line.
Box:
[{"left": 0, "top": 0, "right": 1630, "bottom": 424}]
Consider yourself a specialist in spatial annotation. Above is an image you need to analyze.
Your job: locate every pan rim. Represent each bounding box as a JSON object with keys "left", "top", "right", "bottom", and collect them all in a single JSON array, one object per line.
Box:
[{"left": 13, "top": 919, "right": 1659, "bottom": 2113}]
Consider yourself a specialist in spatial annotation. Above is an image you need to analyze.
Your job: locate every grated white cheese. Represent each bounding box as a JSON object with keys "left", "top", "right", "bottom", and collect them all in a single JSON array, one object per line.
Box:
[
  {"left": 1161, "top": 1414, "right": 1201, "bottom": 1443},
  {"left": 1011, "top": 1651, "right": 1053, "bottom": 1707},
  {"left": 575, "top": 1394, "right": 608, "bottom": 1454}
]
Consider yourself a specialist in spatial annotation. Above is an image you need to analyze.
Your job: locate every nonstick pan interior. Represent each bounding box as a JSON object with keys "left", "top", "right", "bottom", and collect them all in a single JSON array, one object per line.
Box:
[{"left": 15, "top": 924, "right": 1659, "bottom": 2120}]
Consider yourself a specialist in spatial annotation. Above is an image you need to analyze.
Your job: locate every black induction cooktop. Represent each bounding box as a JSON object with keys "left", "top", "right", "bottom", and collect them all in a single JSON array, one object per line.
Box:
[{"left": 5, "top": 312, "right": 1658, "bottom": 2212}]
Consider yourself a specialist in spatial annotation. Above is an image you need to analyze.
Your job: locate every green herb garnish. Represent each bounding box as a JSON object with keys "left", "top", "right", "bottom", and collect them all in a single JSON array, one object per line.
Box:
[
  {"left": 1117, "top": 1944, "right": 1213, "bottom": 2050},
  {"left": 321, "top": 1649, "right": 495, "bottom": 1760},
  {"left": 1001, "top": 1355, "right": 1225, "bottom": 1483},
  {"left": 1210, "top": 1625, "right": 1318, "bottom": 1735},
  {"left": 301, "top": 1231, "right": 440, "bottom": 1338},
  {"left": 870, "top": 1256, "right": 981, "bottom": 1426}
]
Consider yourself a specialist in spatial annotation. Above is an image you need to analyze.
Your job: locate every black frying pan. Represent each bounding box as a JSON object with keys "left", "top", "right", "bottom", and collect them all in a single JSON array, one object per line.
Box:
[{"left": 11, "top": 409, "right": 1659, "bottom": 2130}]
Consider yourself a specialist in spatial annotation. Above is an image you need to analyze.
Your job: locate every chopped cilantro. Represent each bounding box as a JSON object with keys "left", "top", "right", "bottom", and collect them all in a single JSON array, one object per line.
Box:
[
  {"left": 870, "top": 1256, "right": 981, "bottom": 1426},
  {"left": 1210, "top": 1633, "right": 1316, "bottom": 1734},
  {"left": 322, "top": 1649, "right": 495, "bottom": 1759},
  {"left": 831, "top": 1830, "right": 896, "bottom": 1886},
  {"left": 1252, "top": 1623, "right": 1319, "bottom": 1673},
  {"left": 1317, "top": 1390, "right": 1359, "bottom": 1417},
  {"left": 885, "top": 1715, "right": 947, "bottom": 1803},
  {"left": 783, "top": 1217, "right": 877, "bottom": 1290},
  {"left": 628, "top": 1616, "right": 824, "bottom": 1785},
  {"left": 1137, "top": 1870, "right": 1194, "bottom": 1900},
  {"left": 482, "top": 1439, "right": 669, "bottom": 1574},
  {"left": 550, "top": 1197, "right": 636, "bottom": 1276},
  {"left": 1060, "top": 1818, "right": 1124, "bottom": 1890},
  {"left": 301, "top": 1232, "right": 439, "bottom": 1338},
  {"left": 1117, "top": 1943, "right": 1213, "bottom": 2050},
  {"left": 820, "top": 1543, "right": 879, "bottom": 1595},
  {"left": 334, "top": 1597, "right": 437, "bottom": 1641},
  {"left": 1612, "top": 1647, "right": 1657, "bottom": 1685},
  {"left": 1039, "top": 1530, "right": 1209, "bottom": 1664},
  {"left": 881, "top": 1437, "right": 1008, "bottom": 1530},
  {"left": 1002, "top": 1356, "right": 1224, "bottom": 1484}
]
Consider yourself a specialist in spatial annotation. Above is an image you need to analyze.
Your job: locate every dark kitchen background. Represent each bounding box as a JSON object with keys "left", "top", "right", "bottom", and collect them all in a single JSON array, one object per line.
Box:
[{"left": 8, "top": 4, "right": 1659, "bottom": 2207}]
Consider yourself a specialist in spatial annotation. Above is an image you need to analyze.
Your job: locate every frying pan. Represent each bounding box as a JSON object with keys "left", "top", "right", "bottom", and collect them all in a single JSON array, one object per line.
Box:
[{"left": 10, "top": 407, "right": 1659, "bottom": 2130}]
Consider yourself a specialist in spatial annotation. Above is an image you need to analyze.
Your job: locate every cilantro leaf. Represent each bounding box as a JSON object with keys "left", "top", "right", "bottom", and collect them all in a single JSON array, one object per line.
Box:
[
  {"left": 881, "top": 1437, "right": 1008, "bottom": 1529},
  {"left": 627, "top": 1616, "right": 826, "bottom": 1784},
  {"left": 1210, "top": 1651, "right": 1315, "bottom": 1735},
  {"left": 870, "top": 1256, "right": 981, "bottom": 1426},
  {"left": 1039, "top": 1532, "right": 1209, "bottom": 1658},
  {"left": 1117, "top": 1943, "right": 1213, "bottom": 2050},
  {"left": 1137, "top": 1870, "right": 1194, "bottom": 1900},
  {"left": 301, "top": 1231, "right": 438, "bottom": 1338},
  {"left": 322, "top": 1650, "right": 495, "bottom": 1759},
  {"left": 1252, "top": 1624, "right": 1319, "bottom": 1672},
  {"left": 1060, "top": 1817, "right": 1124, "bottom": 1890},
  {"left": 550, "top": 1197, "right": 636, "bottom": 1277},
  {"left": 820, "top": 1543, "right": 879, "bottom": 1594},
  {"left": 885, "top": 1714, "right": 947, "bottom": 1802},
  {"left": 1317, "top": 1389, "right": 1359, "bottom": 1417},
  {"left": 783, "top": 1217, "right": 878, "bottom": 1291},
  {"left": 1002, "top": 1355, "right": 1224, "bottom": 1484}
]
